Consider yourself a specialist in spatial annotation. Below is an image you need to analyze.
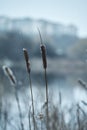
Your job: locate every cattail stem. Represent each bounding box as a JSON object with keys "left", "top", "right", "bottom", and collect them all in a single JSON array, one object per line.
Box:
[
  {"left": 28, "top": 72, "right": 36, "bottom": 130},
  {"left": 44, "top": 68, "right": 49, "bottom": 130},
  {"left": 28, "top": 107, "right": 31, "bottom": 130},
  {"left": 44, "top": 69, "right": 48, "bottom": 115},
  {"left": 77, "top": 104, "right": 80, "bottom": 130}
]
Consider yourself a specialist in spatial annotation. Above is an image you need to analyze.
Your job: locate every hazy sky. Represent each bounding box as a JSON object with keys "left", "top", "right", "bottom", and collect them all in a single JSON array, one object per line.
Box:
[{"left": 0, "top": 0, "right": 86, "bottom": 37}]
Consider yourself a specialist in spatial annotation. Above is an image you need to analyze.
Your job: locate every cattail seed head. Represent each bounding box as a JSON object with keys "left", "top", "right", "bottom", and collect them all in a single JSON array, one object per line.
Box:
[
  {"left": 3, "top": 65, "right": 17, "bottom": 86},
  {"left": 40, "top": 45, "right": 47, "bottom": 69},
  {"left": 23, "top": 48, "right": 31, "bottom": 73}
]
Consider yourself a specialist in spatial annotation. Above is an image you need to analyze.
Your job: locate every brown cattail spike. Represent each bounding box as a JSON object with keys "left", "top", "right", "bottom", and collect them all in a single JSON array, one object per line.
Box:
[
  {"left": 41, "top": 45, "right": 47, "bottom": 69},
  {"left": 23, "top": 48, "right": 31, "bottom": 73}
]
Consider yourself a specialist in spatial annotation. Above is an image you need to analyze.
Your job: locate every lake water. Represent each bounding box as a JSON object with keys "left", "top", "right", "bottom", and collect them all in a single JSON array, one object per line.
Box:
[{"left": 1, "top": 75, "right": 87, "bottom": 130}]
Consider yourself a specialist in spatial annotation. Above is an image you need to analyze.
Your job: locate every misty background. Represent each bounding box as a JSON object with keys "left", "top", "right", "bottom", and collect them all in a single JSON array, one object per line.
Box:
[{"left": 0, "top": 0, "right": 87, "bottom": 100}]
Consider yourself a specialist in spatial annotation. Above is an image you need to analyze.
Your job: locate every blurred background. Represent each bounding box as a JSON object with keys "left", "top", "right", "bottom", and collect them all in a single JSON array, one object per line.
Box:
[{"left": 0, "top": 0, "right": 87, "bottom": 102}]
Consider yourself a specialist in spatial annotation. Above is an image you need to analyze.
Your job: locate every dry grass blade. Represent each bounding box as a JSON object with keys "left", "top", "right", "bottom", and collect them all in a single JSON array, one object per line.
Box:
[{"left": 37, "top": 27, "right": 43, "bottom": 45}]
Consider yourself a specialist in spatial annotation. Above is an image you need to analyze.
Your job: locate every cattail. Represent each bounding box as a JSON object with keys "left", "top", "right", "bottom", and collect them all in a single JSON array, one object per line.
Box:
[
  {"left": 23, "top": 48, "right": 31, "bottom": 73},
  {"left": 3, "top": 65, "right": 17, "bottom": 85},
  {"left": 38, "top": 28, "right": 49, "bottom": 130},
  {"left": 3, "top": 65, "right": 24, "bottom": 130},
  {"left": 23, "top": 48, "right": 36, "bottom": 130}
]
